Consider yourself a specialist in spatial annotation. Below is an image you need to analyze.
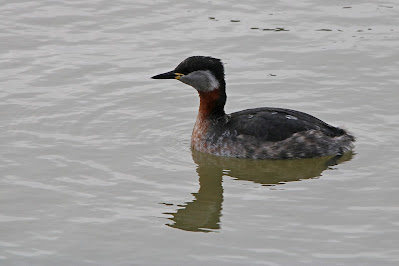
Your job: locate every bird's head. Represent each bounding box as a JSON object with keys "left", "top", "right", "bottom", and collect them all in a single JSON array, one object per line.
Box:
[{"left": 152, "top": 56, "right": 225, "bottom": 92}]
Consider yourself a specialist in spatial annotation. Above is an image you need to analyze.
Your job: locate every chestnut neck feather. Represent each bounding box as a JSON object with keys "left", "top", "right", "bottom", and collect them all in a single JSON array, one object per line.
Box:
[{"left": 197, "top": 88, "right": 226, "bottom": 119}]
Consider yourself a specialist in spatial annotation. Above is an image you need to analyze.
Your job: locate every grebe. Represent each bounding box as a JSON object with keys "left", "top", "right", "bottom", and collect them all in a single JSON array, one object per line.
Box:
[{"left": 152, "top": 56, "right": 355, "bottom": 159}]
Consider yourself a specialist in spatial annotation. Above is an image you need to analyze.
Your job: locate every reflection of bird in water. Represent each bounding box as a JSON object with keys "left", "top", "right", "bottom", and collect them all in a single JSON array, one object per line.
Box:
[
  {"left": 165, "top": 150, "right": 354, "bottom": 232},
  {"left": 165, "top": 162, "right": 223, "bottom": 232},
  {"left": 152, "top": 56, "right": 355, "bottom": 159},
  {"left": 193, "top": 150, "right": 354, "bottom": 186}
]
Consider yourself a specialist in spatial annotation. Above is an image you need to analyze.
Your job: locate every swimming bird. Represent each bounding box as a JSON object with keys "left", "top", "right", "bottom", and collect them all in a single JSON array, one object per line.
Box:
[{"left": 152, "top": 56, "right": 355, "bottom": 159}]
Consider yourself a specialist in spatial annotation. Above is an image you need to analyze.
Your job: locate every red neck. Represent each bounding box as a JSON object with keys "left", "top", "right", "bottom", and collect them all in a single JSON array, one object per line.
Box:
[{"left": 197, "top": 89, "right": 225, "bottom": 118}]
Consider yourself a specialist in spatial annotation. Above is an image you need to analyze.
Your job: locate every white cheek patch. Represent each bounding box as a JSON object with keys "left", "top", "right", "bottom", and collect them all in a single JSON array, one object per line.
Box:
[
  {"left": 179, "top": 70, "right": 220, "bottom": 91},
  {"left": 202, "top": 70, "right": 220, "bottom": 91}
]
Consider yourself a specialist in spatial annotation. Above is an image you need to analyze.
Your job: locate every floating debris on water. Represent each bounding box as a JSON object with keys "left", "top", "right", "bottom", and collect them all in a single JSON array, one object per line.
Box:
[
  {"left": 378, "top": 5, "right": 393, "bottom": 8},
  {"left": 160, "top": 202, "right": 174, "bottom": 206},
  {"left": 275, "top": 27, "right": 288, "bottom": 31},
  {"left": 263, "top": 27, "right": 289, "bottom": 32}
]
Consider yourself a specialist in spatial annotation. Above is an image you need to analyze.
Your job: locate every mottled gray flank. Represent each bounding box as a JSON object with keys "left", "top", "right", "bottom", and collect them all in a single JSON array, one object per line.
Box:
[{"left": 195, "top": 128, "right": 355, "bottom": 159}]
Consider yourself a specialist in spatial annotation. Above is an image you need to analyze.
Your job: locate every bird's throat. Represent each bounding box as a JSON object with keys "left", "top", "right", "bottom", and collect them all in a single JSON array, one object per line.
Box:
[
  {"left": 197, "top": 89, "right": 225, "bottom": 118},
  {"left": 191, "top": 89, "right": 226, "bottom": 151}
]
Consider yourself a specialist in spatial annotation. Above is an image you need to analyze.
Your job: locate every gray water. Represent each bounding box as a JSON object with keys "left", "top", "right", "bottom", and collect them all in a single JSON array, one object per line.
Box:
[{"left": 1, "top": 0, "right": 399, "bottom": 265}]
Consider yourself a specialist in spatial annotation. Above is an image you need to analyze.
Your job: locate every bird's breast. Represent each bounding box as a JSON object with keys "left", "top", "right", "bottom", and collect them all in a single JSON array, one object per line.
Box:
[{"left": 191, "top": 114, "right": 210, "bottom": 152}]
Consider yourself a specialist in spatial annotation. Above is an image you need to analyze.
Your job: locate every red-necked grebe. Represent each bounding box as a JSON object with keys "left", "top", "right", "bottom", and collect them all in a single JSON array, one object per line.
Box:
[{"left": 152, "top": 56, "right": 355, "bottom": 159}]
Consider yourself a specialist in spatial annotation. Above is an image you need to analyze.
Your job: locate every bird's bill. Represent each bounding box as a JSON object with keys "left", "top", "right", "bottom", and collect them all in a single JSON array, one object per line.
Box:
[{"left": 151, "top": 71, "right": 184, "bottom": 80}]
